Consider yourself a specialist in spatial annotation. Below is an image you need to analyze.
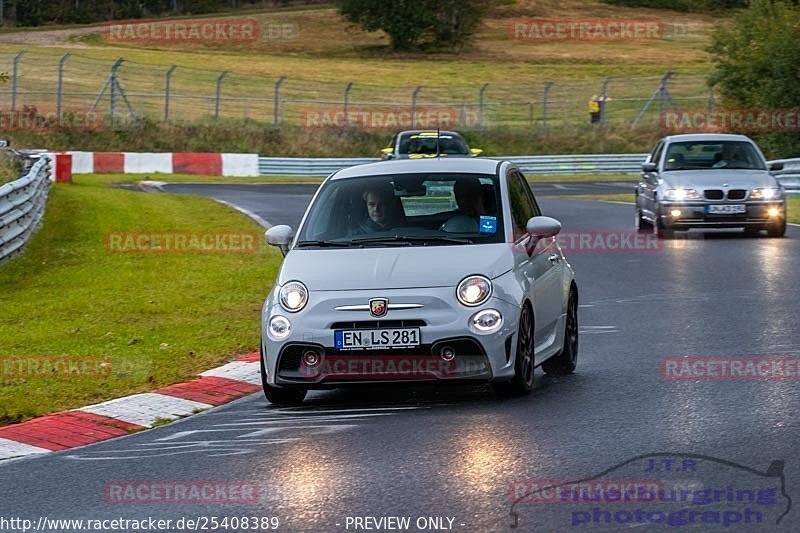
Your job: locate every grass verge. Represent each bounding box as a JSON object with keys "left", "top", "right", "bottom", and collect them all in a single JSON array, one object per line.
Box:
[{"left": 0, "top": 175, "right": 282, "bottom": 425}]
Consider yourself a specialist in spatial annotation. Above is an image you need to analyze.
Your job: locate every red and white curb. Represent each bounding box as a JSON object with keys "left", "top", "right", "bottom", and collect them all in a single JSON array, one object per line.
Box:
[
  {"left": 0, "top": 353, "right": 261, "bottom": 461},
  {"left": 48, "top": 152, "right": 260, "bottom": 177}
]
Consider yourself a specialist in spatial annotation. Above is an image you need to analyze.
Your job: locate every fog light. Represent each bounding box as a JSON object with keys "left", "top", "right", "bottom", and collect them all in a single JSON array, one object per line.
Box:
[
  {"left": 470, "top": 309, "right": 503, "bottom": 334},
  {"left": 302, "top": 350, "right": 320, "bottom": 367},
  {"left": 440, "top": 346, "right": 456, "bottom": 361},
  {"left": 670, "top": 209, "right": 682, "bottom": 218},
  {"left": 268, "top": 315, "right": 291, "bottom": 340},
  {"left": 768, "top": 207, "right": 781, "bottom": 217}
]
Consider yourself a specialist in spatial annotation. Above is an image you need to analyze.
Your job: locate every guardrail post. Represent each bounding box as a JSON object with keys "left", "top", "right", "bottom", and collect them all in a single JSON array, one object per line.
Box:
[
  {"left": 411, "top": 86, "right": 422, "bottom": 128},
  {"left": 11, "top": 51, "right": 25, "bottom": 112},
  {"left": 343, "top": 82, "right": 353, "bottom": 129},
  {"left": 164, "top": 65, "right": 177, "bottom": 123},
  {"left": 478, "top": 83, "right": 489, "bottom": 132},
  {"left": 273, "top": 76, "right": 286, "bottom": 127},
  {"left": 214, "top": 71, "right": 229, "bottom": 122},
  {"left": 542, "top": 81, "right": 553, "bottom": 135},
  {"left": 600, "top": 77, "right": 611, "bottom": 125},
  {"left": 56, "top": 53, "right": 71, "bottom": 117}
]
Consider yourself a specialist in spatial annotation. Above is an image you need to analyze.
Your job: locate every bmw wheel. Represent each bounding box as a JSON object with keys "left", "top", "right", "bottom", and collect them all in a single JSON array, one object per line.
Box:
[{"left": 767, "top": 219, "right": 786, "bottom": 238}]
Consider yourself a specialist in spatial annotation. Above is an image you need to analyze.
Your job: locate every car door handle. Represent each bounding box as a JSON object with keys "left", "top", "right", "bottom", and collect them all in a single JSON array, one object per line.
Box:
[{"left": 548, "top": 253, "right": 560, "bottom": 264}]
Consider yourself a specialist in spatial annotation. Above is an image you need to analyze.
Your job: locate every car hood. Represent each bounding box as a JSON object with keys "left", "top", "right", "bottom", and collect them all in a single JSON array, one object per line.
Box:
[
  {"left": 277, "top": 244, "right": 513, "bottom": 291},
  {"left": 661, "top": 169, "right": 779, "bottom": 190}
]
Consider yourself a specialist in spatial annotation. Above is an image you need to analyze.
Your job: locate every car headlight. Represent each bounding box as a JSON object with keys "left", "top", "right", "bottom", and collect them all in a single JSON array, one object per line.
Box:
[
  {"left": 279, "top": 281, "right": 308, "bottom": 312},
  {"left": 268, "top": 315, "right": 292, "bottom": 340},
  {"left": 457, "top": 275, "right": 492, "bottom": 307},
  {"left": 663, "top": 188, "right": 700, "bottom": 201},
  {"left": 750, "top": 188, "right": 782, "bottom": 200},
  {"left": 470, "top": 309, "right": 503, "bottom": 334}
]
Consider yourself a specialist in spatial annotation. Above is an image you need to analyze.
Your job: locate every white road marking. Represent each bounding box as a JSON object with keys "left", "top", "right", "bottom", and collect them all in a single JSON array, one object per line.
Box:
[
  {"left": 0, "top": 438, "right": 51, "bottom": 461},
  {"left": 80, "top": 393, "right": 213, "bottom": 428}
]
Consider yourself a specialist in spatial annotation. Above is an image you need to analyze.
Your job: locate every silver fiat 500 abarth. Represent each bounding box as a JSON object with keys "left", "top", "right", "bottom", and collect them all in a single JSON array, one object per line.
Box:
[{"left": 260, "top": 158, "right": 578, "bottom": 405}]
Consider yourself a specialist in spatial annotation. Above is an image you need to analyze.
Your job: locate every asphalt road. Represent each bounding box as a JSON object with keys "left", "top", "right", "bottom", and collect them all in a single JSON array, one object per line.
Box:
[{"left": 2, "top": 186, "right": 799, "bottom": 533}]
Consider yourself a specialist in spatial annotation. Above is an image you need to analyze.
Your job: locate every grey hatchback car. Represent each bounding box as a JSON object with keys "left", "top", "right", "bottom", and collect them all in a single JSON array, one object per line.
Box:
[
  {"left": 636, "top": 133, "right": 787, "bottom": 238},
  {"left": 260, "top": 158, "right": 578, "bottom": 405}
]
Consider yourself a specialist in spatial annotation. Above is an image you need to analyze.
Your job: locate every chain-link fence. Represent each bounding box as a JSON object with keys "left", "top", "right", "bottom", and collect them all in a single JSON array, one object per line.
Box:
[{"left": 0, "top": 49, "right": 713, "bottom": 131}]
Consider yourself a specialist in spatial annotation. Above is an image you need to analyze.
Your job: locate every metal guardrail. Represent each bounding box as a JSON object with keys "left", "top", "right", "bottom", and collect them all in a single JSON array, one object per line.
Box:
[
  {"left": 258, "top": 153, "right": 650, "bottom": 177},
  {"left": 768, "top": 158, "right": 800, "bottom": 192},
  {"left": 0, "top": 157, "right": 50, "bottom": 264}
]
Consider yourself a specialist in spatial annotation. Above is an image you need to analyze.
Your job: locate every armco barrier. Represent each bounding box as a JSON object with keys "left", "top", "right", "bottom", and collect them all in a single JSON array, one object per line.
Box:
[
  {"left": 0, "top": 157, "right": 50, "bottom": 264},
  {"left": 769, "top": 158, "right": 800, "bottom": 192},
  {"left": 258, "top": 154, "right": 650, "bottom": 177}
]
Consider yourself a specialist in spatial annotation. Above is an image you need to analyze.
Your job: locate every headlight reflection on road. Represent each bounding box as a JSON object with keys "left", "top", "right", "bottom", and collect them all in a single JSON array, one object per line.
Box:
[{"left": 446, "top": 425, "right": 522, "bottom": 495}]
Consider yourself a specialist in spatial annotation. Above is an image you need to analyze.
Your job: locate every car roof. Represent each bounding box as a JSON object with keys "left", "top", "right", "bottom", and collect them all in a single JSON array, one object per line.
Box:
[
  {"left": 330, "top": 158, "right": 503, "bottom": 180},
  {"left": 663, "top": 133, "right": 754, "bottom": 143},
  {"left": 397, "top": 130, "right": 462, "bottom": 137}
]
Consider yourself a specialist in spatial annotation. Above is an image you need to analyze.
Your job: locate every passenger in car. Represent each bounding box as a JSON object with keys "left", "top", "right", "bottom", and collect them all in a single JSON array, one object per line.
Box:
[{"left": 442, "top": 178, "right": 485, "bottom": 233}]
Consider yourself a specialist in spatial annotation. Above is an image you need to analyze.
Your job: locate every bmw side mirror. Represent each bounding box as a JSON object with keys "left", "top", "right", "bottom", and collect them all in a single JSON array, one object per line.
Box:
[
  {"left": 769, "top": 162, "right": 784, "bottom": 172},
  {"left": 265, "top": 225, "right": 294, "bottom": 256},
  {"left": 526, "top": 216, "right": 562, "bottom": 238},
  {"left": 642, "top": 162, "right": 658, "bottom": 173}
]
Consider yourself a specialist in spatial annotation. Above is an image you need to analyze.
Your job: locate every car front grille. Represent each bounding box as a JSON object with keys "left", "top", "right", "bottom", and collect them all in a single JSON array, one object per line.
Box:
[
  {"left": 704, "top": 189, "right": 724, "bottom": 200},
  {"left": 727, "top": 189, "right": 747, "bottom": 200},
  {"left": 330, "top": 319, "right": 426, "bottom": 330}
]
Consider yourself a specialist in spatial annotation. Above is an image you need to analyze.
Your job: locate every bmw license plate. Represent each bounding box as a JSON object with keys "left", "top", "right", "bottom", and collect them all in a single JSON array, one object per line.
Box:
[
  {"left": 335, "top": 328, "right": 420, "bottom": 350},
  {"left": 706, "top": 204, "right": 746, "bottom": 215}
]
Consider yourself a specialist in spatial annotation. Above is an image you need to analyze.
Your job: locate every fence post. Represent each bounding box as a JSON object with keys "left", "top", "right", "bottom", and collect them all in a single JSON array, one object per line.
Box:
[
  {"left": 411, "top": 86, "right": 422, "bottom": 128},
  {"left": 707, "top": 85, "right": 715, "bottom": 116},
  {"left": 600, "top": 77, "right": 611, "bottom": 125},
  {"left": 343, "top": 82, "right": 353, "bottom": 129},
  {"left": 273, "top": 76, "right": 285, "bottom": 127},
  {"left": 11, "top": 50, "right": 25, "bottom": 112},
  {"left": 109, "top": 58, "right": 124, "bottom": 123},
  {"left": 478, "top": 83, "right": 489, "bottom": 132},
  {"left": 164, "top": 65, "right": 177, "bottom": 123},
  {"left": 658, "top": 71, "right": 673, "bottom": 117},
  {"left": 542, "top": 81, "right": 553, "bottom": 135},
  {"left": 214, "top": 71, "right": 229, "bottom": 122},
  {"left": 56, "top": 53, "right": 71, "bottom": 117}
]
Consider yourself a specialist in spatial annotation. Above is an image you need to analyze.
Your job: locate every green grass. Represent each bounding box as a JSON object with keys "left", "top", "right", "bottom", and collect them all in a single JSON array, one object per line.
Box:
[{"left": 0, "top": 175, "right": 282, "bottom": 425}]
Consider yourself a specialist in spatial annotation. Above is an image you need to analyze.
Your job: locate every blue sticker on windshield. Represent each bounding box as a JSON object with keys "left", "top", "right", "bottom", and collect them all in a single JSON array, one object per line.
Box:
[{"left": 479, "top": 216, "right": 497, "bottom": 234}]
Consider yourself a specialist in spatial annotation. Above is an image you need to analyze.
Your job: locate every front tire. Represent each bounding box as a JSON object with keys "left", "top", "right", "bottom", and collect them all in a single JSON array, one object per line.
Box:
[
  {"left": 635, "top": 207, "right": 652, "bottom": 232},
  {"left": 543, "top": 287, "right": 578, "bottom": 375},
  {"left": 767, "top": 219, "right": 786, "bottom": 238},
  {"left": 493, "top": 304, "right": 535, "bottom": 396},
  {"left": 261, "top": 342, "right": 307, "bottom": 406}
]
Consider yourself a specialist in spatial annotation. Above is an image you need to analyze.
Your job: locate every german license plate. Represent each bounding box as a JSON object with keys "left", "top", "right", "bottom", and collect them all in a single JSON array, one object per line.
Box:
[
  {"left": 706, "top": 204, "right": 746, "bottom": 215},
  {"left": 334, "top": 328, "right": 420, "bottom": 350}
]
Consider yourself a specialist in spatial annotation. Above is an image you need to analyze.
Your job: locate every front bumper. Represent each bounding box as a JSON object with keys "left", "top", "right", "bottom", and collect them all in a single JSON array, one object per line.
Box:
[
  {"left": 658, "top": 200, "right": 786, "bottom": 229},
  {"left": 261, "top": 286, "right": 521, "bottom": 388}
]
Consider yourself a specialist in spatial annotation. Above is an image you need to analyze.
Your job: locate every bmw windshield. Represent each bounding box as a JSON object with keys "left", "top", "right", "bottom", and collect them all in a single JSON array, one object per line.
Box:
[
  {"left": 663, "top": 141, "right": 767, "bottom": 171},
  {"left": 399, "top": 134, "right": 470, "bottom": 156},
  {"left": 295, "top": 173, "right": 504, "bottom": 247}
]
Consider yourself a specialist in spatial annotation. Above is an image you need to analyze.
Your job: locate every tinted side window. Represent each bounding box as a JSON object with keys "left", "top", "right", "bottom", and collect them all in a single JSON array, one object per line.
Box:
[
  {"left": 651, "top": 141, "right": 664, "bottom": 167},
  {"left": 507, "top": 172, "right": 535, "bottom": 241},
  {"left": 516, "top": 171, "right": 542, "bottom": 217}
]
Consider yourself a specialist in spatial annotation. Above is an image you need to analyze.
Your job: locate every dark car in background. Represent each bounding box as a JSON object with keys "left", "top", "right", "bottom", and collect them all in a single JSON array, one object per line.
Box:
[{"left": 381, "top": 130, "right": 482, "bottom": 160}]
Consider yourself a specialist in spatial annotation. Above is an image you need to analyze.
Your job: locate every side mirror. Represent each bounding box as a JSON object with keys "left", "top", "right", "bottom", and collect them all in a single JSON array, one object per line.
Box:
[
  {"left": 642, "top": 162, "right": 658, "bottom": 173},
  {"left": 381, "top": 147, "right": 394, "bottom": 159},
  {"left": 265, "top": 225, "right": 294, "bottom": 256},
  {"left": 470, "top": 148, "right": 483, "bottom": 157},
  {"left": 526, "top": 216, "right": 562, "bottom": 238},
  {"left": 769, "top": 162, "right": 784, "bottom": 172}
]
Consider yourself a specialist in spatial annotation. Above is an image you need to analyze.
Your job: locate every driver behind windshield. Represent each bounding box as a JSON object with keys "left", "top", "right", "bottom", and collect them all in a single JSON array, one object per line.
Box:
[
  {"left": 357, "top": 182, "right": 404, "bottom": 233},
  {"left": 712, "top": 144, "right": 746, "bottom": 168}
]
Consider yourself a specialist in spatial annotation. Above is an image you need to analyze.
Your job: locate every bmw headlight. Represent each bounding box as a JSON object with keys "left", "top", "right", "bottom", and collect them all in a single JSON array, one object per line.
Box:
[
  {"left": 268, "top": 315, "right": 292, "bottom": 340},
  {"left": 750, "top": 188, "right": 782, "bottom": 200},
  {"left": 457, "top": 275, "right": 492, "bottom": 307},
  {"left": 663, "top": 188, "right": 700, "bottom": 201},
  {"left": 279, "top": 281, "right": 308, "bottom": 312}
]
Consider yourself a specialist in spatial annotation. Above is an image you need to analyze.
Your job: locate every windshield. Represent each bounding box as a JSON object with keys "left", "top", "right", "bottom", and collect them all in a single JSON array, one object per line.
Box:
[
  {"left": 663, "top": 141, "right": 766, "bottom": 171},
  {"left": 296, "top": 173, "right": 504, "bottom": 247},
  {"left": 398, "top": 133, "right": 469, "bottom": 155}
]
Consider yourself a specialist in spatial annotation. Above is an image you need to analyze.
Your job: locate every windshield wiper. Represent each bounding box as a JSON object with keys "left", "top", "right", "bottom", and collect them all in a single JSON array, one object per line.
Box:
[
  {"left": 294, "top": 240, "right": 353, "bottom": 248},
  {"left": 350, "top": 235, "right": 473, "bottom": 245}
]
